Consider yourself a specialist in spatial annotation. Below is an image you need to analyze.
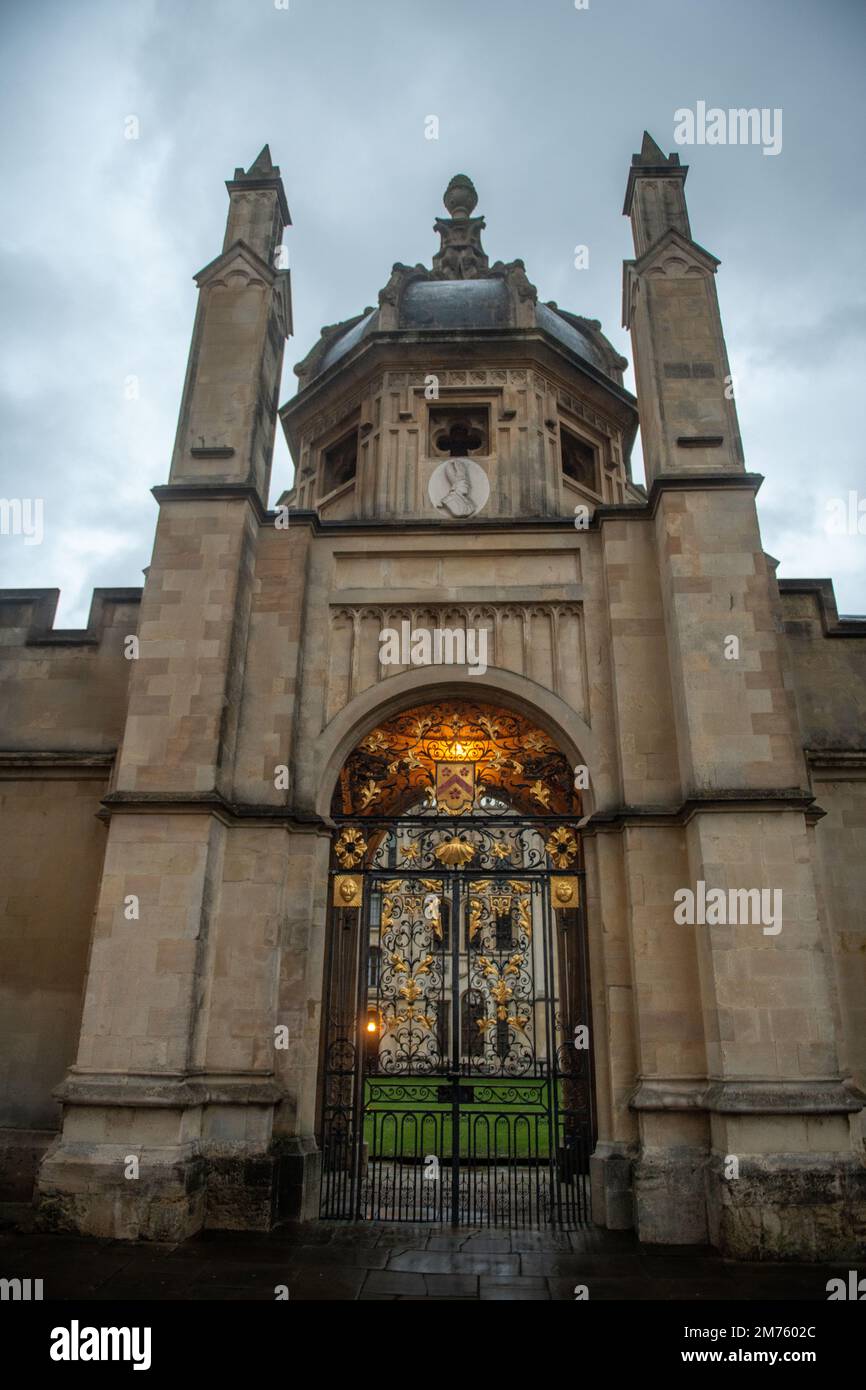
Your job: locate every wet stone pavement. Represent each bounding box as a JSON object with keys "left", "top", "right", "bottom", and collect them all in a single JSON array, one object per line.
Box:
[{"left": 0, "top": 1222, "right": 851, "bottom": 1301}]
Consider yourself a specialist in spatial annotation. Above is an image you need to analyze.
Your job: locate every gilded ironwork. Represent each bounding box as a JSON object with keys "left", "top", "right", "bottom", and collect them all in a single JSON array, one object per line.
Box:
[
  {"left": 546, "top": 826, "right": 578, "bottom": 867},
  {"left": 320, "top": 705, "right": 593, "bottom": 1230},
  {"left": 468, "top": 896, "right": 483, "bottom": 941},
  {"left": 433, "top": 836, "right": 476, "bottom": 867},
  {"left": 334, "top": 826, "right": 368, "bottom": 867},
  {"left": 516, "top": 894, "right": 532, "bottom": 937},
  {"left": 333, "top": 700, "right": 580, "bottom": 818}
]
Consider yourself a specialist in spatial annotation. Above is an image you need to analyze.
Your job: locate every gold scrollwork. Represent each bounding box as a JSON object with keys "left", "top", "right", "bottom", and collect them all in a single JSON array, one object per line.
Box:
[
  {"left": 468, "top": 897, "right": 483, "bottom": 941},
  {"left": 516, "top": 895, "right": 531, "bottom": 937},
  {"left": 358, "top": 779, "right": 382, "bottom": 810},
  {"left": 334, "top": 701, "right": 580, "bottom": 818},
  {"left": 380, "top": 953, "right": 437, "bottom": 1035},
  {"left": 476, "top": 952, "right": 529, "bottom": 1032}
]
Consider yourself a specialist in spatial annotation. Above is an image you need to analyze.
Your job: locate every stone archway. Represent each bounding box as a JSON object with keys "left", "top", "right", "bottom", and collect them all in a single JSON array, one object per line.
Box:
[{"left": 303, "top": 666, "right": 600, "bottom": 823}]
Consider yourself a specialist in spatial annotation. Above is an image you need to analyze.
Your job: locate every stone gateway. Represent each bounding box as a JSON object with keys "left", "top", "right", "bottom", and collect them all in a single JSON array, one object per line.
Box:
[{"left": 1, "top": 136, "right": 864, "bottom": 1258}]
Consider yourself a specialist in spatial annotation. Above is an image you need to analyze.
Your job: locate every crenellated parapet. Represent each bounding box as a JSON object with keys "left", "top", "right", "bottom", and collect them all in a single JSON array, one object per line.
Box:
[
  {"left": 0, "top": 586, "right": 141, "bottom": 646},
  {"left": 0, "top": 588, "right": 141, "bottom": 753}
]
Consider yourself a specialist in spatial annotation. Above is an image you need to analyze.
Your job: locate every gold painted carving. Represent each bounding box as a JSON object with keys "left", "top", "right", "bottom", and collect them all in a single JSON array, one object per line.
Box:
[
  {"left": 334, "top": 827, "right": 367, "bottom": 868},
  {"left": 434, "top": 836, "right": 476, "bottom": 867},
  {"left": 551, "top": 875, "right": 579, "bottom": 908},
  {"left": 545, "top": 826, "right": 578, "bottom": 868},
  {"left": 333, "top": 874, "right": 363, "bottom": 908}
]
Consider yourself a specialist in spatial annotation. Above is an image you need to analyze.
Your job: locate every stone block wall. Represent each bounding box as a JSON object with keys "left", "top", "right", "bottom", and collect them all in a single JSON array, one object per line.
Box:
[{"left": 0, "top": 588, "right": 140, "bottom": 1203}]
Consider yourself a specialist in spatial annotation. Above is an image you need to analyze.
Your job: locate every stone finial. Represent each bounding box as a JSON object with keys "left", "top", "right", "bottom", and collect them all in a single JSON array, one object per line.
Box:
[
  {"left": 443, "top": 174, "right": 478, "bottom": 219},
  {"left": 433, "top": 174, "right": 488, "bottom": 279}
]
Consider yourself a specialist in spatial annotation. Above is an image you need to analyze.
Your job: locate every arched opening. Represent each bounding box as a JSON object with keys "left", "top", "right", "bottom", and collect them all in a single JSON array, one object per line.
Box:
[{"left": 318, "top": 698, "right": 595, "bottom": 1228}]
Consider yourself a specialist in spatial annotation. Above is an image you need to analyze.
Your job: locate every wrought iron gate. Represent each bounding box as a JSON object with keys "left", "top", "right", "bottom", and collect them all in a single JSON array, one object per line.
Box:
[{"left": 319, "top": 813, "right": 594, "bottom": 1228}]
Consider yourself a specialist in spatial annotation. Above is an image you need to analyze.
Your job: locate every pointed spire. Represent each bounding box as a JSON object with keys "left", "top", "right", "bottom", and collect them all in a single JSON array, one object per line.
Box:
[
  {"left": 623, "top": 128, "right": 689, "bottom": 230},
  {"left": 635, "top": 131, "right": 678, "bottom": 167},
  {"left": 226, "top": 143, "right": 290, "bottom": 229},
  {"left": 246, "top": 144, "right": 275, "bottom": 176}
]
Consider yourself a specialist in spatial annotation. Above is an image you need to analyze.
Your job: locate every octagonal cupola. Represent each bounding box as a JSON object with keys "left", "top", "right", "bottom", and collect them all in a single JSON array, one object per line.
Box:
[{"left": 280, "top": 175, "right": 640, "bottom": 522}]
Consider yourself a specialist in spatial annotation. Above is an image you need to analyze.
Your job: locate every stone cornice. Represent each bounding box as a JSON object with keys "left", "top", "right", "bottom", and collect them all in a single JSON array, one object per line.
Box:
[
  {"left": 639, "top": 471, "right": 764, "bottom": 518},
  {"left": 806, "top": 748, "right": 866, "bottom": 773},
  {"left": 0, "top": 750, "right": 115, "bottom": 779},
  {"left": 281, "top": 330, "right": 638, "bottom": 440},
  {"left": 592, "top": 472, "right": 765, "bottom": 527},
  {"left": 96, "top": 787, "right": 818, "bottom": 830},
  {"left": 151, "top": 482, "right": 270, "bottom": 523},
  {"left": 262, "top": 475, "right": 764, "bottom": 536},
  {"left": 267, "top": 509, "right": 591, "bottom": 535},
  {"left": 100, "top": 788, "right": 330, "bottom": 832},
  {"left": 631, "top": 1077, "right": 864, "bottom": 1116},
  {"left": 582, "top": 789, "right": 819, "bottom": 833},
  {"left": 56, "top": 1071, "right": 283, "bottom": 1109}
]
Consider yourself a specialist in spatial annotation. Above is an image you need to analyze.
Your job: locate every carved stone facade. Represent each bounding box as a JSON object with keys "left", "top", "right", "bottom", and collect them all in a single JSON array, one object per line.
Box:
[
  {"left": 326, "top": 603, "right": 586, "bottom": 718},
  {"left": 1, "top": 139, "right": 865, "bottom": 1257}
]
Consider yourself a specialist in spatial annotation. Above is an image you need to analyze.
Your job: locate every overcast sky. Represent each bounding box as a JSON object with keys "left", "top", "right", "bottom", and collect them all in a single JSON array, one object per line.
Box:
[{"left": 1, "top": 0, "right": 864, "bottom": 624}]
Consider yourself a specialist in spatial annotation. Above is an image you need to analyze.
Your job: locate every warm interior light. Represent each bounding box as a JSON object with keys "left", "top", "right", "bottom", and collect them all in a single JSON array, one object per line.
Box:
[{"left": 366, "top": 1020, "right": 377, "bottom": 1033}]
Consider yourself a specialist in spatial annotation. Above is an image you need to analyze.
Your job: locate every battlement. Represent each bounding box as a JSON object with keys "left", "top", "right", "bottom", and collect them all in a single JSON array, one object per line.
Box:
[
  {"left": 778, "top": 577, "right": 866, "bottom": 636},
  {"left": 0, "top": 588, "right": 142, "bottom": 754},
  {"left": 0, "top": 587, "right": 142, "bottom": 647},
  {"left": 777, "top": 578, "right": 866, "bottom": 755}
]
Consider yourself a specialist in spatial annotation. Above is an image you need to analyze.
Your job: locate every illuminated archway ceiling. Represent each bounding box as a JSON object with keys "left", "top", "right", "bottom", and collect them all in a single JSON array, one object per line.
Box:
[{"left": 334, "top": 700, "right": 579, "bottom": 818}]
